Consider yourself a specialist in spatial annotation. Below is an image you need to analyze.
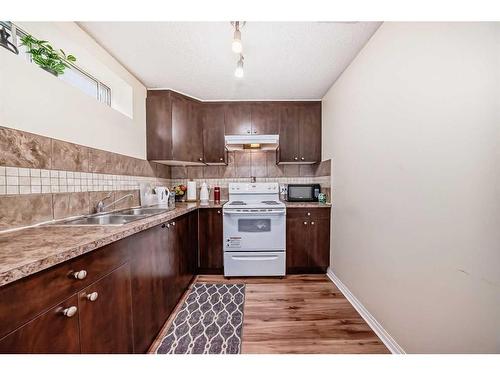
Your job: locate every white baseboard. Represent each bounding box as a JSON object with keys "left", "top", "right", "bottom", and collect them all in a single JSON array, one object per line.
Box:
[{"left": 326, "top": 267, "right": 406, "bottom": 354}]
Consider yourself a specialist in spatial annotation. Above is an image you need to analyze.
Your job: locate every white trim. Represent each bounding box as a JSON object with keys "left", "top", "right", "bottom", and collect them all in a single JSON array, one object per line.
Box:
[{"left": 326, "top": 267, "right": 406, "bottom": 354}]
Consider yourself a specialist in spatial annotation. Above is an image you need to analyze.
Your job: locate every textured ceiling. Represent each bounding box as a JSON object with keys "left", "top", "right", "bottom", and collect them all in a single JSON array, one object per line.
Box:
[{"left": 79, "top": 22, "right": 381, "bottom": 100}]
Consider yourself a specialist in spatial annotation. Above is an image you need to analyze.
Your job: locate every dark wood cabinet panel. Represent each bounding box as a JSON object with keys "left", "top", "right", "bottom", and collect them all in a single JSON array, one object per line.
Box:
[
  {"left": 0, "top": 294, "right": 80, "bottom": 354},
  {"left": 299, "top": 102, "right": 322, "bottom": 162},
  {"left": 278, "top": 102, "right": 321, "bottom": 164},
  {"left": 278, "top": 103, "right": 300, "bottom": 162},
  {"left": 251, "top": 102, "right": 280, "bottom": 135},
  {"left": 198, "top": 208, "right": 223, "bottom": 273},
  {"left": 146, "top": 92, "right": 172, "bottom": 161},
  {"left": 200, "top": 104, "right": 227, "bottom": 164},
  {"left": 225, "top": 102, "right": 252, "bottom": 135},
  {"left": 286, "top": 208, "right": 331, "bottom": 274},
  {"left": 171, "top": 95, "right": 204, "bottom": 163},
  {"left": 130, "top": 223, "right": 171, "bottom": 353},
  {"left": 79, "top": 263, "right": 134, "bottom": 354}
]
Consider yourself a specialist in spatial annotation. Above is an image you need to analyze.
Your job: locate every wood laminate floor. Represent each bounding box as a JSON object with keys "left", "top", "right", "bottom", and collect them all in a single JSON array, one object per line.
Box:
[{"left": 150, "top": 274, "right": 390, "bottom": 354}]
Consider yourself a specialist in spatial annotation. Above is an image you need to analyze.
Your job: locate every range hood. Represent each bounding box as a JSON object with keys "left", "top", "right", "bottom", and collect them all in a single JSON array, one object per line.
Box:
[{"left": 225, "top": 134, "right": 279, "bottom": 151}]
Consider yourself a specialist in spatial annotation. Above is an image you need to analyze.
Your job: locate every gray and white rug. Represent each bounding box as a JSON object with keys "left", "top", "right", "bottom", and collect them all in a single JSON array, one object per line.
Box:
[{"left": 156, "top": 283, "right": 245, "bottom": 354}]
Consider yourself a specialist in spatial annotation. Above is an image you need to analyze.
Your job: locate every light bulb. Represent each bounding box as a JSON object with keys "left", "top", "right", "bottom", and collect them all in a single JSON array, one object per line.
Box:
[
  {"left": 232, "top": 29, "right": 242, "bottom": 53},
  {"left": 235, "top": 56, "right": 244, "bottom": 78}
]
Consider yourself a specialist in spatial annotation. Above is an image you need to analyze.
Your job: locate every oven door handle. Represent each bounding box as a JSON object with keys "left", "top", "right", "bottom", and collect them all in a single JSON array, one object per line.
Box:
[
  {"left": 223, "top": 210, "right": 286, "bottom": 216},
  {"left": 230, "top": 255, "right": 279, "bottom": 261}
]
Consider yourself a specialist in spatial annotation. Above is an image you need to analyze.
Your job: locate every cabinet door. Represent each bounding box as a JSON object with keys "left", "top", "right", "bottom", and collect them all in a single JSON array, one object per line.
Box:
[
  {"left": 299, "top": 102, "right": 321, "bottom": 162},
  {"left": 286, "top": 216, "right": 309, "bottom": 272},
  {"left": 308, "top": 218, "right": 330, "bottom": 271},
  {"left": 79, "top": 263, "right": 134, "bottom": 354},
  {"left": 146, "top": 91, "right": 172, "bottom": 160},
  {"left": 198, "top": 208, "right": 223, "bottom": 273},
  {"left": 174, "top": 214, "right": 194, "bottom": 295},
  {"left": 0, "top": 295, "right": 80, "bottom": 353},
  {"left": 171, "top": 95, "right": 204, "bottom": 162},
  {"left": 251, "top": 102, "right": 279, "bottom": 135},
  {"left": 278, "top": 103, "right": 300, "bottom": 162},
  {"left": 225, "top": 102, "right": 252, "bottom": 135},
  {"left": 201, "top": 104, "right": 226, "bottom": 164},
  {"left": 130, "top": 224, "right": 170, "bottom": 353}
]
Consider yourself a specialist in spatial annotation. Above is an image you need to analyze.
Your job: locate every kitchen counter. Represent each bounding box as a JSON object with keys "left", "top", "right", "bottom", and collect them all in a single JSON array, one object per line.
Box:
[
  {"left": 283, "top": 201, "right": 332, "bottom": 208},
  {"left": 0, "top": 201, "right": 224, "bottom": 288}
]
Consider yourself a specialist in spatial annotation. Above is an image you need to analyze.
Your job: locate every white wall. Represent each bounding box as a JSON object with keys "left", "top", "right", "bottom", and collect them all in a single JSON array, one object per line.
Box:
[
  {"left": 0, "top": 22, "right": 147, "bottom": 159},
  {"left": 322, "top": 22, "right": 500, "bottom": 353}
]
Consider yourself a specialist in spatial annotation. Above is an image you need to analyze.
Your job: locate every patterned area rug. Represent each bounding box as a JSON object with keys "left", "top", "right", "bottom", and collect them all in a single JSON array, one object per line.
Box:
[{"left": 156, "top": 283, "right": 245, "bottom": 354}]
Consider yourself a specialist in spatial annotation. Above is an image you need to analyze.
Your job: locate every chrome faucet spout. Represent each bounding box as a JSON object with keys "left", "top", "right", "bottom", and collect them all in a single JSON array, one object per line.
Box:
[{"left": 96, "top": 193, "right": 134, "bottom": 213}]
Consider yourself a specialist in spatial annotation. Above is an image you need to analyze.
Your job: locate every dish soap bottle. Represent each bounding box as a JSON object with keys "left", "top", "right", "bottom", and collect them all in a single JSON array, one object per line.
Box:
[{"left": 200, "top": 182, "right": 209, "bottom": 205}]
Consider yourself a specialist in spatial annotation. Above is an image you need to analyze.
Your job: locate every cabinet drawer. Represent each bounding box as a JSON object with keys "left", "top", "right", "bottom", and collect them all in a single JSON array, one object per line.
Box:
[
  {"left": 0, "top": 294, "right": 80, "bottom": 353},
  {"left": 0, "top": 238, "right": 130, "bottom": 339},
  {"left": 286, "top": 207, "right": 331, "bottom": 220}
]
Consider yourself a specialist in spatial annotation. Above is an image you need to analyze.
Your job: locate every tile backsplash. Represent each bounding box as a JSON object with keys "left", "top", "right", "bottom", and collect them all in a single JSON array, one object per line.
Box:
[{"left": 0, "top": 125, "right": 331, "bottom": 230}]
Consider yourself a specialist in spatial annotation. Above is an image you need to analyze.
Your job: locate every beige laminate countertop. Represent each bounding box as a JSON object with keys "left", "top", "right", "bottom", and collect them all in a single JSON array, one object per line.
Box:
[{"left": 0, "top": 201, "right": 226, "bottom": 288}]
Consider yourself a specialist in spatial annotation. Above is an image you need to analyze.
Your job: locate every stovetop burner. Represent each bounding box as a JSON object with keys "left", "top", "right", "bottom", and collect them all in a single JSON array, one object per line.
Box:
[
  {"left": 228, "top": 201, "right": 246, "bottom": 205},
  {"left": 261, "top": 201, "right": 280, "bottom": 205}
]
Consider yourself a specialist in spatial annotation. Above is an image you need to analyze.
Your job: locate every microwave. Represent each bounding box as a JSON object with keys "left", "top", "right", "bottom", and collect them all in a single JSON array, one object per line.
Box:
[{"left": 286, "top": 184, "right": 321, "bottom": 202}]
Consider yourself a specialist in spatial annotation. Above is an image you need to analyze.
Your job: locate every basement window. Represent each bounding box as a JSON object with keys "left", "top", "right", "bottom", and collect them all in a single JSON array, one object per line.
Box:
[{"left": 1, "top": 21, "right": 111, "bottom": 106}]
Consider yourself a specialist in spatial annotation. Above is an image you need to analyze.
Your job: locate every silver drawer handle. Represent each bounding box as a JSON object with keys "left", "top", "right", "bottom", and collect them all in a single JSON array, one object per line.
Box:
[
  {"left": 311, "top": 221, "right": 315, "bottom": 225},
  {"left": 307, "top": 212, "right": 311, "bottom": 216},
  {"left": 232, "top": 256, "right": 278, "bottom": 261},
  {"left": 72, "top": 270, "right": 87, "bottom": 280},
  {"left": 86, "top": 292, "right": 99, "bottom": 302},
  {"left": 62, "top": 306, "right": 77, "bottom": 318},
  {"left": 304, "top": 221, "right": 308, "bottom": 225}
]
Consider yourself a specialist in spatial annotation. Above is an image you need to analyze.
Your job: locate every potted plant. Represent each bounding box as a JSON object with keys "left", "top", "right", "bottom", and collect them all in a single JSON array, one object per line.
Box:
[{"left": 20, "top": 34, "right": 76, "bottom": 76}]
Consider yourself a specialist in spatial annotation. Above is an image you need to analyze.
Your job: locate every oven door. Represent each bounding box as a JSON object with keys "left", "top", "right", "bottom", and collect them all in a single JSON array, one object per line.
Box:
[{"left": 223, "top": 209, "right": 286, "bottom": 251}]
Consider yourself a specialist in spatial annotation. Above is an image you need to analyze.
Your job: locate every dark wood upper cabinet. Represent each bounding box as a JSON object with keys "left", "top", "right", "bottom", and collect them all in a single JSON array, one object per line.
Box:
[
  {"left": 146, "top": 90, "right": 204, "bottom": 164},
  {"left": 79, "top": 263, "right": 134, "bottom": 354},
  {"left": 278, "top": 102, "right": 321, "bottom": 164},
  {"left": 0, "top": 294, "right": 81, "bottom": 354},
  {"left": 298, "top": 102, "right": 322, "bottom": 163},
  {"left": 278, "top": 103, "right": 300, "bottom": 163},
  {"left": 198, "top": 208, "right": 223, "bottom": 273},
  {"left": 200, "top": 104, "right": 227, "bottom": 165},
  {"left": 224, "top": 102, "right": 252, "bottom": 135},
  {"left": 250, "top": 102, "right": 280, "bottom": 135}
]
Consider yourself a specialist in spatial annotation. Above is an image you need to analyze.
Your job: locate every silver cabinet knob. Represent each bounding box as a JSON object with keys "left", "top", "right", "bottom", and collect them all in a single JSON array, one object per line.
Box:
[
  {"left": 86, "top": 292, "right": 99, "bottom": 302},
  {"left": 166, "top": 223, "right": 170, "bottom": 228},
  {"left": 303, "top": 221, "right": 308, "bottom": 225},
  {"left": 307, "top": 212, "right": 311, "bottom": 216},
  {"left": 199, "top": 158, "right": 203, "bottom": 161},
  {"left": 253, "top": 130, "right": 257, "bottom": 134},
  {"left": 72, "top": 270, "right": 87, "bottom": 280},
  {"left": 301, "top": 157, "right": 305, "bottom": 161},
  {"left": 217, "top": 210, "right": 221, "bottom": 214},
  {"left": 294, "top": 157, "right": 298, "bottom": 161},
  {"left": 311, "top": 221, "right": 315, "bottom": 225},
  {"left": 246, "top": 130, "right": 251, "bottom": 134},
  {"left": 62, "top": 306, "right": 77, "bottom": 318},
  {"left": 219, "top": 157, "right": 224, "bottom": 161},
  {"left": 172, "top": 221, "right": 176, "bottom": 226}
]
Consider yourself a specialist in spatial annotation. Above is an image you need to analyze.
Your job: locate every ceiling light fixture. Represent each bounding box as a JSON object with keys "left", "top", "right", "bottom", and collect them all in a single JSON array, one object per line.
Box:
[
  {"left": 230, "top": 21, "right": 245, "bottom": 54},
  {"left": 234, "top": 54, "right": 244, "bottom": 78}
]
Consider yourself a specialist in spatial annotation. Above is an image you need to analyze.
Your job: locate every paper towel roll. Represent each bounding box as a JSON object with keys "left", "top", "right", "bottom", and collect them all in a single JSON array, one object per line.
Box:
[{"left": 187, "top": 181, "right": 197, "bottom": 201}]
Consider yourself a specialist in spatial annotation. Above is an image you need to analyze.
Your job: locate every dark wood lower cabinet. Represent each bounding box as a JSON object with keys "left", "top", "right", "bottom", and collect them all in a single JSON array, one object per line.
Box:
[
  {"left": 198, "top": 208, "right": 223, "bottom": 274},
  {"left": 79, "top": 263, "right": 134, "bottom": 353},
  {"left": 286, "top": 208, "right": 331, "bottom": 274},
  {"left": 0, "top": 211, "right": 199, "bottom": 354},
  {"left": 0, "top": 294, "right": 81, "bottom": 353}
]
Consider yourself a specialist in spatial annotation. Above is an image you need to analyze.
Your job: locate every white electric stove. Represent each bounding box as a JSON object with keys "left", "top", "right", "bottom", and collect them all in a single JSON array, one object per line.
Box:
[{"left": 223, "top": 182, "right": 286, "bottom": 277}]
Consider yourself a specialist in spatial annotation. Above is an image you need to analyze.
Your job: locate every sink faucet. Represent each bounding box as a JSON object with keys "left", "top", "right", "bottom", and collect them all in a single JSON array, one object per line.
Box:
[{"left": 96, "top": 193, "right": 134, "bottom": 213}]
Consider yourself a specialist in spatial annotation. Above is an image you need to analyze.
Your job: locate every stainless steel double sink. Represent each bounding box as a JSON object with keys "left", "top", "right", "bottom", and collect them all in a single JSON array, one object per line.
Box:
[{"left": 50, "top": 207, "right": 171, "bottom": 226}]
